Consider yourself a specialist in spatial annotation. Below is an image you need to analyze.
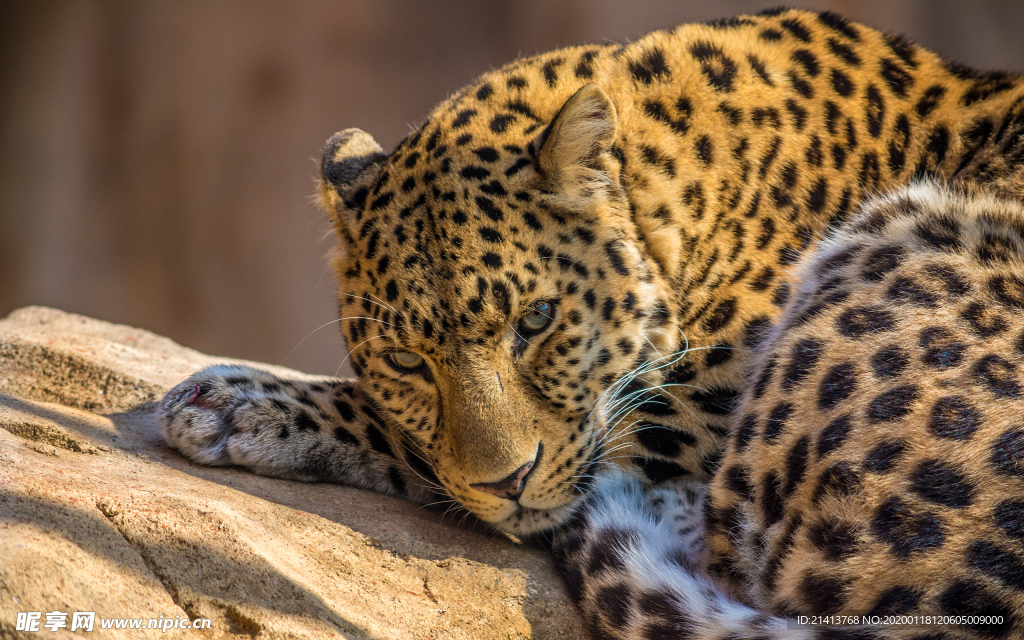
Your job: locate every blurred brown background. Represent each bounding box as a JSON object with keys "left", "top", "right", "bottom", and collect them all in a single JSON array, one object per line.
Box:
[{"left": 2, "top": 1, "right": 1022, "bottom": 377}]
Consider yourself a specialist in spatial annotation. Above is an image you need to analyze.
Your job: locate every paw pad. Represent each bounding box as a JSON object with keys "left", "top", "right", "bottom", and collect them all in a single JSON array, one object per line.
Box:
[{"left": 185, "top": 385, "right": 213, "bottom": 408}]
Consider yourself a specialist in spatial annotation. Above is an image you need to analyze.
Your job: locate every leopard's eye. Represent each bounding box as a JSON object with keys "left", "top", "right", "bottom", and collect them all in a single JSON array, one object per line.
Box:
[
  {"left": 390, "top": 351, "right": 425, "bottom": 370},
  {"left": 520, "top": 301, "right": 554, "bottom": 334}
]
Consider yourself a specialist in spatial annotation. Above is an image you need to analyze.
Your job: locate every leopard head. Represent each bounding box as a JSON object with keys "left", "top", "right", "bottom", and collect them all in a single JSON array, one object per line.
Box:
[{"left": 319, "top": 83, "right": 678, "bottom": 534}]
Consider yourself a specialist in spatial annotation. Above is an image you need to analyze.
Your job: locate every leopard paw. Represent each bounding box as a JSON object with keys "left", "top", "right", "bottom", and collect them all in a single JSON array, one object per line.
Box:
[{"left": 158, "top": 364, "right": 275, "bottom": 466}]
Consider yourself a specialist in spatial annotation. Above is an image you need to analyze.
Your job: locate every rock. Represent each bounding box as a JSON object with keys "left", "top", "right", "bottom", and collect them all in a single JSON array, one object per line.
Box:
[{"left": 0, "top": 307, "right": 585, "bottom": 639}]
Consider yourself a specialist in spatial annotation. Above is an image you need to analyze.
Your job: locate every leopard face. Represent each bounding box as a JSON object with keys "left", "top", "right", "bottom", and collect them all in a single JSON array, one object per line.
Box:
[
  {"left": 320, "top": 87, "right": 679, "bottom": 533},
  {"left": 317, "top": 8, "right": 1024, "bottom": 535}
]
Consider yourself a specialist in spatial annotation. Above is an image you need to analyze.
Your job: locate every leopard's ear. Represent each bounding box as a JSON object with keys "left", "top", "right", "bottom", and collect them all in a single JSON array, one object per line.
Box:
[
  {"left": 537, "top": 83, "right": 619, "bottom": 195},
  {"left": 319, "top": 129, "right": 386, "bottom": 240}
]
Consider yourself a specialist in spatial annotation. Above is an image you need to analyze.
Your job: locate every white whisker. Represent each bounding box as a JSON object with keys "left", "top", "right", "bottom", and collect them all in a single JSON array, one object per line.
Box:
[
  {"left": 280, "top": 315, "right": 394, "bottom": 367},
  {"left": 365, "top": 291, "right": 400, "bottom": 317},
  {"left": 334, "top": 335, "right": 388, "bottom": 392}
]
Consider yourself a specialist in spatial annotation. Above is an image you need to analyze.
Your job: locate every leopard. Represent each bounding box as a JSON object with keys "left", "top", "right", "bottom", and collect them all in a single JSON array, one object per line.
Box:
[{"left": 158, "top": 8, "right": 1024, "bottom": 638}]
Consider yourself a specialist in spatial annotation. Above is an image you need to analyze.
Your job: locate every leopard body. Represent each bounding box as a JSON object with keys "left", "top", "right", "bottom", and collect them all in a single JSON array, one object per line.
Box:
[{"left": 160, "top": 9, "right": 1024, "bottom": 638}]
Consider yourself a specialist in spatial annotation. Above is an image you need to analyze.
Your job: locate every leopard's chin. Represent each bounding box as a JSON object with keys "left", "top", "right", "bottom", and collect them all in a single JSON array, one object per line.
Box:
[
  {"left": 494, "top": 498, "right": 586, "bottom": 536},
  {"left": 463, "top": 482, "right": 591, "bottom": 535}
]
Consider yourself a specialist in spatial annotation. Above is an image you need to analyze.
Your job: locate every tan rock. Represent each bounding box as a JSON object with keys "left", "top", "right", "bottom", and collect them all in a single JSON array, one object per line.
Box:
[{"left": 0, "top": 307, "right": 585, "bottom": 639}]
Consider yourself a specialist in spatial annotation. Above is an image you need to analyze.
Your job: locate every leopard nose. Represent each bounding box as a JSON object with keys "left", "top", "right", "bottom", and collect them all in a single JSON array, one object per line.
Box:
[{"left": 470, "top": 445, "right": 541, "bottom": 500}]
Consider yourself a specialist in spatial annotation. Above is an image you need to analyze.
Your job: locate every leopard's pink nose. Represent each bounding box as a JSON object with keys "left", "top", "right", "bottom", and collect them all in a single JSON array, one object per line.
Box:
[{"left": 470, "top": 459, "right": 536, "bottom": 500}]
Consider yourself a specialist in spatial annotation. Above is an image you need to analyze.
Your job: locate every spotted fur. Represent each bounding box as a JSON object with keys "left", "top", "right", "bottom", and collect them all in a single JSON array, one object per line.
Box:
[
  {"left": 160, "top": 9, "right": 1024, "bottom": 637},
  {"left": 706, "top": 182, "right": 1024, "bottom": 631},
  {"left": 559, "top": 181, "right": 1024, "bottom": 639}
]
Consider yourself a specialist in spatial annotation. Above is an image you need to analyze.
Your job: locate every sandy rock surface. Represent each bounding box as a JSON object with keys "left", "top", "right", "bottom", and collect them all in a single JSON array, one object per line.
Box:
[{"left": 0, "top": 306, "right": 585, "bottom": 639}]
